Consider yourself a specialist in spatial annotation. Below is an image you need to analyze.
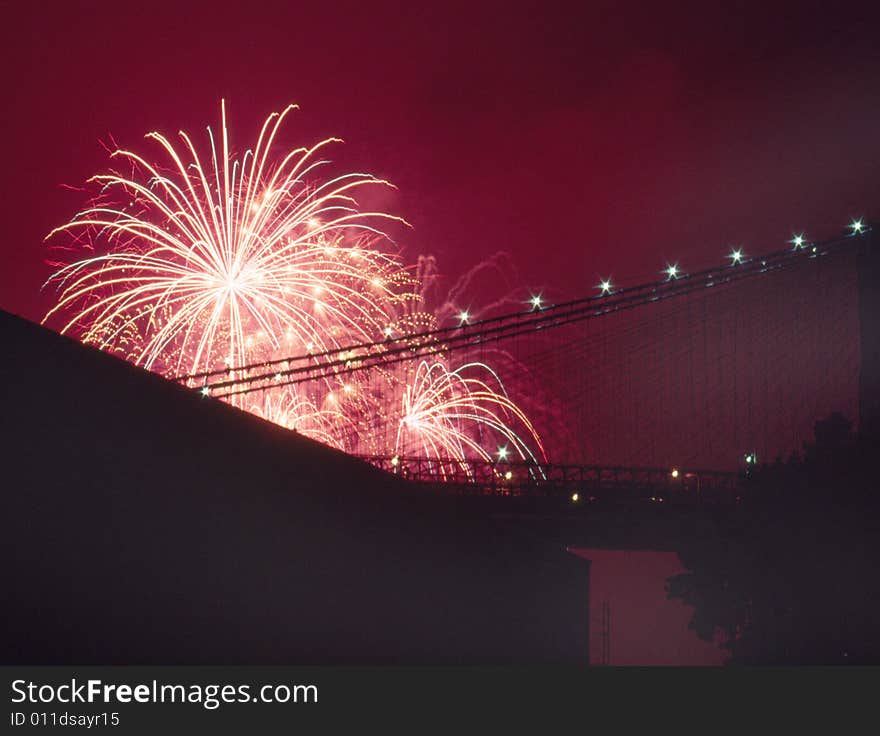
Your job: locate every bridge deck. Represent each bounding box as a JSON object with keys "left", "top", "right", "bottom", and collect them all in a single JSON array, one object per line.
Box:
[{"left": 359, "top": 455, "right": 741, "bottom": 504}]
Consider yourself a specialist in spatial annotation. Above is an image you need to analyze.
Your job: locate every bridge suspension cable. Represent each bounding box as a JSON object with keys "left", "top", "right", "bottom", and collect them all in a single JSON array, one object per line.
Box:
[{"left": 179, "top": 225, "right": 871, "bottom": 399}]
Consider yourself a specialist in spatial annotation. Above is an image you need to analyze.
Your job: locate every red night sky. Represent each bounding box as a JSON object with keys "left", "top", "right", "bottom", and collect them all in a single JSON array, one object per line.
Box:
[
  {"left": 3, "top": 0, "right": 880, "bottom": 669},
  {"left": 2, "top": 0, "right": 880, "bottom": 323}
]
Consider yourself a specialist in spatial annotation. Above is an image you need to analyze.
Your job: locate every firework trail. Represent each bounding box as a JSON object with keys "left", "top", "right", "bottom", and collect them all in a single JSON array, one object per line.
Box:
[
  {"left": 248, "top": 384, "right": 355, "bottom": 451},
  {"left": 43, "top": 102, "right": 547, "bottom": 474}
]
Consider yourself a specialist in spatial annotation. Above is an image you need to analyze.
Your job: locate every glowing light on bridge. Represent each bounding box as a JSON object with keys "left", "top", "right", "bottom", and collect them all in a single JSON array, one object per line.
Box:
[
  {"left": 598, "top": 279, "right": 613, "bottom": 295},
  {"left": 458, "top": 310, "right": 471, "bottom": 324},
  {"left": 791, "top": 233, "right": 806, "bottom": 249},
  {"left": 729, "top": 248, "right": 744, "bottom": 264},
  {"left": 665, "top": 264, "right": 679, "bottom": 280},
  {"left": 851, "top": 219, "right": 864, "bottom": 234},
  {"left": 530, "top": 294, "right": 543, "bottom": 310},
  {"left": 670, "top": 468, "right": 679, "bottom": 479}
]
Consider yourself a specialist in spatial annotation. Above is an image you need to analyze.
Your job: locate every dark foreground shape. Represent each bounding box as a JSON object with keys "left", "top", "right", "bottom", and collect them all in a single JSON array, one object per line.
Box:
[{"left": 0, "top": 310, "right": 587, "bottom": 664}]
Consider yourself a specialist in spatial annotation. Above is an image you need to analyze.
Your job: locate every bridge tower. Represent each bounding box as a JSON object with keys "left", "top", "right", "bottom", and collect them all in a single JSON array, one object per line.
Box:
[{"left": 858, "top": 228, "right": 880, "bottom": 433}]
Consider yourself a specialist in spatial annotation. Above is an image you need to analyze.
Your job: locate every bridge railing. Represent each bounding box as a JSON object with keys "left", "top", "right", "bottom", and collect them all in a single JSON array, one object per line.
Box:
[{"left": 358, "top": 455, "right": 741, "bottom": 504}]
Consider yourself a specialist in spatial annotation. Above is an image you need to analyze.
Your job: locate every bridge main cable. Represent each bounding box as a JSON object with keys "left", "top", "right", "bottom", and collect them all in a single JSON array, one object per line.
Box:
[{"left": 179, "top": 226, "right": 871, "bottom": 398}]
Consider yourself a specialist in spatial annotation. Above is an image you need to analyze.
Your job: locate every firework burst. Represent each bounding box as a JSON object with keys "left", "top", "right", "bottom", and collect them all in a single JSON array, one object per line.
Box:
[
  {"left": 44, "top": 100, "right": 415, "bottom": 378},
  {"left": 392, "top": 360, "right": 547, "bottom": 477},
  {"left": 43, "top": 102, "right": 547, "bottom": 476}
]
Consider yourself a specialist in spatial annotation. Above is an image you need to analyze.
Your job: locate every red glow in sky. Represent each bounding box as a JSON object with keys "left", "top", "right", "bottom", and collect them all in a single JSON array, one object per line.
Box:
[{"left": 2, "top": 1, "right": 879, "bottom": 322}]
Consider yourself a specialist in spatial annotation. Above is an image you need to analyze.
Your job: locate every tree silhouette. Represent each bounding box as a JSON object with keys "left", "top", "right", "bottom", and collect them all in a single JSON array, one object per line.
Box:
[{"left": 667, "top": 412, "right": 880, "bottom": 664}]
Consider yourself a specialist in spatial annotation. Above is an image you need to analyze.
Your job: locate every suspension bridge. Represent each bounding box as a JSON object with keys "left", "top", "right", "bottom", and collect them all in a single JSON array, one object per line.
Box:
[{"left": 177, "top": 220, "right": 879, "bottom": 503}]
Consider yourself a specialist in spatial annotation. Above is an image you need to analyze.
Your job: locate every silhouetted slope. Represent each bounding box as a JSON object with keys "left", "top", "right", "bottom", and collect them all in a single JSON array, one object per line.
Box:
[{"left": 0, "top": 310, "right": 587, "bottom": 663}]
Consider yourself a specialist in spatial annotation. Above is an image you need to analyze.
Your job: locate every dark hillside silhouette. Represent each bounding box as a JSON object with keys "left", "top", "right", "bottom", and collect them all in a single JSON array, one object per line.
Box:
[{"left": 0, "top": 309, "right": 588, "bottom": 664}]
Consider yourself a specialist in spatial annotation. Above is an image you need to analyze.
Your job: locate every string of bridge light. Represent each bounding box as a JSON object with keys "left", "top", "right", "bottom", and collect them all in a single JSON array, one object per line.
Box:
[
  {"left": 188, "top": 218, "right": 870, "bottom": 398},
  {"left": 193, "top": 218, "right": 869, "bottom": 396},
  {"left": 590, "top": 218, "right": 866, "bottom": 298}
]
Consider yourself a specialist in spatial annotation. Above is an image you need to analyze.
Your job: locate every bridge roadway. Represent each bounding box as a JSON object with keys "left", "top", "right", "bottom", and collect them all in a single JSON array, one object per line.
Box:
[{"left": 358, "top": 455, "right": 741, "bottom": 506}]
